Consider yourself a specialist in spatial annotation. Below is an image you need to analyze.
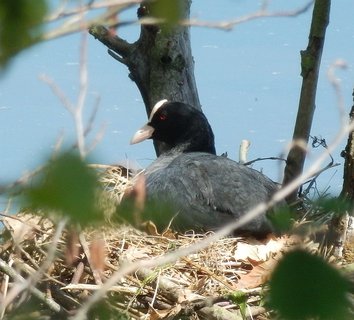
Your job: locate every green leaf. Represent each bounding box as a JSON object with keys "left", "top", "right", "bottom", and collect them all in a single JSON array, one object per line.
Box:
[
  {"left": 317, "top": 197, "right": 352, "bottom": 216},
  {"left": 117, "top": 197, "right": 177, "bottom": 232},
  {"left": 0, "top": 0, "right": 47, "bottom": 69},
  {"left": 268, "top": 249, "right": 351, "bottom": 319},
  {"left": 267, "top": 206, "right": 295, "bottom": 234},
  {"left": 26, "top": 152, "right": 101, "bottom": 225},
  {"left": 88, "top": 298, "right": 130, "bottom": 320},
  {"left": 149, "top": 0, "right": 183, "bottom": 32}
]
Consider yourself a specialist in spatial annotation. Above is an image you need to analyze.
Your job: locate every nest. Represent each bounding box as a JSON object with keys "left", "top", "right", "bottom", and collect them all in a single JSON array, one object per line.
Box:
[{"left": 0, "top": 164, "right": 352, "bottom": 319}]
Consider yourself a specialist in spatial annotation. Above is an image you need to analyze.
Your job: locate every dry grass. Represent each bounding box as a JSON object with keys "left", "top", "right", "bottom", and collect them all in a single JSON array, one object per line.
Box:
[
  {"left": 0, "top": 164, "right": 351, "bottom": 319},
  {"left": 0, "top": 213, "right": 272, "bottom": 319}
]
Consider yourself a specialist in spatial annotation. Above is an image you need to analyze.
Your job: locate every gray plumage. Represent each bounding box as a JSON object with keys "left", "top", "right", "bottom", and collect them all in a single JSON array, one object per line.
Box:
[{"left": 131, "top": 100, "right": 280, "bottom": 236}]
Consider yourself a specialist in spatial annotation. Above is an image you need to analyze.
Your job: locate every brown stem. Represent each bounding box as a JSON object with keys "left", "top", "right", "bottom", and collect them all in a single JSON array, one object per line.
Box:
[{"left": 283, "top": 0, "right": 331, "bottom": 203}]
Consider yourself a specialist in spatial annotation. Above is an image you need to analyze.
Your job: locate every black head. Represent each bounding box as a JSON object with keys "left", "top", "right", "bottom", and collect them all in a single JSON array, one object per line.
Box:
[{"left": 131, "top": 100, "right": 216, "bottom": 154}]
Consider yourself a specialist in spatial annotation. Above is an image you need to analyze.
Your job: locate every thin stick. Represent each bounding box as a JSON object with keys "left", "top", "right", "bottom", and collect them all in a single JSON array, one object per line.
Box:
[
  {"left": 0, "top": 258, "right": 13, "bottom": 320},
  {"left": 0, "top": 258, "right": 64, "bottom": 315}
]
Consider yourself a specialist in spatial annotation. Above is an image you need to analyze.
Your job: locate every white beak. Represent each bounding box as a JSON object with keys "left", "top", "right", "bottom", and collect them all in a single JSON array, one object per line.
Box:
[{"left": 130, "top": 124, "right": 155, "bottom": 144}]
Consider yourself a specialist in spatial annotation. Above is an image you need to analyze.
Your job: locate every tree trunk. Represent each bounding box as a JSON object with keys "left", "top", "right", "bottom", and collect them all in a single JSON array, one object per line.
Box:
[
  {"left": 323, "top": 90, "right": 354, "bottom": 254},
  {"left": 282, "top": 0, "right": 331, "bottom": 203},
  {"left": 341, "top": 90, "right": 354, "bottom": 199},
  {"left": 89, "top": 0, "right": 200, "bottom": 156}
]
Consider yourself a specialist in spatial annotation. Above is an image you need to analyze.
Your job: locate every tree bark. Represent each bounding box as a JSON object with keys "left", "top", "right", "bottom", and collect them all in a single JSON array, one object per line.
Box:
[
  {"left": 89, "top": 0, "right": 200, "bottom": 156},
  {"left": 324, "top": 93, "right": 354, "bottom": 252},
  {"left": 282, "top": 0, "right": 331, "bottom": 203},
  {"left": 341, "top": 90, "right": 354, "bottom": 200}
]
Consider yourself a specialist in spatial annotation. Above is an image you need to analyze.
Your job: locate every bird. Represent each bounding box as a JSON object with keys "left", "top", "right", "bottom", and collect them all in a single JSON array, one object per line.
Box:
[{"left": 130, "top": 99, "right": 280, "bottom": 236}]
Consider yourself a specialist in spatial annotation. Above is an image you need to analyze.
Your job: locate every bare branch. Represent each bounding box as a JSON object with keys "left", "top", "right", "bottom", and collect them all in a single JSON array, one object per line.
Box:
[
  {"left": 75, "top": 32, "right": 89, "bottom": 157},
  {"left": 85, "top": 123, "right": 107, "bottom": 155},
  {"left": 39, "top": 74, "right": 75, "bottom": 113},
  {"left": 244, "top": 156, "right": 286, "bottom": 166},
  {"left": 82, "top": 95, "right": 101, "bottom": 139},
  {"left": 327, "top": 59, "right": 349, "bottom": 122},
  {"left": 89, "top": 25, "right": 132, "bottom": 61},
  {"left": 43, "top": 0, "right": 142, "bottom": 41},
  {"left": 184, "top": 1, "right": 314, "bottom": 30},
  {"left": 40, "top": 32, "right": 98, "bottom": 158},
  {"left": 0, "top": 166, "right": 44, "bottom": 195},
  {"left": 45, "top": 0, "right": 142, "bottom": 22}
]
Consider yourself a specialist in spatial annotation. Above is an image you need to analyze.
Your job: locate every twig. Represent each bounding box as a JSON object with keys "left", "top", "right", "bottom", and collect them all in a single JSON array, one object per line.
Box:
[
  {"left": 12, "top": 258, "right": 66, "bottom": 287},
  {"left": 0, "top": 258, "right": 64, "bottom": 315},
  {"left": 62, "top": 283, "right": 139, "bottom": 294},
  {"left": 149, "top": 269, "right": 161, "bottom": 311},
  {"left": 182, "top": 257, "right": 237, "bottom": 291},
  {"left": 39, "top": 74, "right": 75, "bottom": 113},
  {"left": 83, "top": 95, "right": 100, "bottom": 137},
  {"left": 75, "top": 31, "right": 89, "bottom": 157},
  {"left": 71, "top": 262, "right": 85, "bottom": 285},
  {"left": 185, "top": 0, "right": 314, "bottom": 30},
  {"left": 43, "top": 1, "right": 141, "bottom": 41},
  {"left": 299, "top": 134, "right": 338, "bottom": 197},
  {"left": 0, "top": 166, "right": 43, "bottom": 195},
  {"left": 0, "top": 258, "right": 13, "bottom": 320},
  {"left": 301, "top": 161, "right": 340, "bottom": 198},
  {"left": 244, "top": 156, "right": 286, "bottom": 166},
  {"left": 45, "top": 0, "right": 142, "bottom": 22},
  {"left": 134, "top": 266, "right": 190, "bottom": 304},
  {"left": 85, "top": 123, "right": 107, "bottom": 155},
  {"left": 0, "top": 212, "right": 48, "bottom": 234},
  {"left": 327, "top": 59, "right": 349, "bottom": 124},
  {"left": 39, "top": 32, "right": 94, "bottom": 158},
  {"left": 83, "top": 95, "right": 101, "bottom": 138},
  {"left": 1, "top": 219, "right": 67, "bottom": 312}
]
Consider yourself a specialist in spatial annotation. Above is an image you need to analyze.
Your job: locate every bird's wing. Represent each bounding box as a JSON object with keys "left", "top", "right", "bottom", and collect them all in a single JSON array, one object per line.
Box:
[{"left": 145, "top": 153, "right": 277, "bottom": 232}]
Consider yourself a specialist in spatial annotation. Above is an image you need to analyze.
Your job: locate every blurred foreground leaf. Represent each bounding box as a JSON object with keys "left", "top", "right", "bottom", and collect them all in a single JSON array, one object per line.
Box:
[
  {"left": 117, "top": 196, "right": 175, "bottom": 232},
  {"left": 267, "top": 206, "right": 295, "bottom": 234},
  {"left": 317, "top": 197, "right": 353, "bottom": 216},
  {"left": 150, "top": 0, "right": 182, "bottom": 32},
  {"left": 25, "top": 153, "right": 101, "bottom": 226},
  {"left": 88, "top": 298, "right": 130, "bottom": 320},
  {"left": 0, "top": 0, "right": 47, "bottom": 69},
  {"left": 268, "top": 249, "right": 351, "bottom": 319}
]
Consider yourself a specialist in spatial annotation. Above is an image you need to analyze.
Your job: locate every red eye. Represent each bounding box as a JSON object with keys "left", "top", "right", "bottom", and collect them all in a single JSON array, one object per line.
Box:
[{"left": 159, "top": 114, "right": 167, "bottom": 121}]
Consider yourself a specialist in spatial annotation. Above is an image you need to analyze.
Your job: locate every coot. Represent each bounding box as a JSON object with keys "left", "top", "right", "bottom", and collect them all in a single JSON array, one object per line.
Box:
[{"left": 131, "top": 99, "right": 279, "bottom": 235}]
